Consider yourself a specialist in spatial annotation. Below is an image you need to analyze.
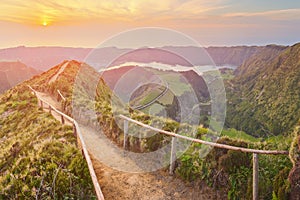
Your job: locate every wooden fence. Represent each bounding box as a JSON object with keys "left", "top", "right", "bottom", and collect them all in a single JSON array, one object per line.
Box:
[
  {"left": 28, "top": 84, "right": 290, "bottom": 200},
  {"left": 119, "top": 114, "right": 289, "bottom": 200},
  {"left": 28, "top": 86, "right": 105, "bottom": 200}
]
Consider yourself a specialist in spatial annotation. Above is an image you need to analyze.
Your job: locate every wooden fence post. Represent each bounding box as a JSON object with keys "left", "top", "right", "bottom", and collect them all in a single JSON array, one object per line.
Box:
[
  {"left": 49, "top": 105, "right": 52, "bottom": 114},
  {"left": 123, "top": 120, "right": 128, "bottom": 151},
  {"left": 79, "top": 108, "right": 82, "bottom": 120},
  {"left": 40, "top": 100, "right": 43, "bottom": 109},
  {"left": 61, "top": 115, "right": 65, "bottom": 124},
  {"left": 169, "top": 137, "right": 177, "bottom": 175},
  {"left": 253, "top": 153, "right": 259, "bottom": 200},
  {"left": 73, "top": 123, "right": 77, "bottom": 136}
]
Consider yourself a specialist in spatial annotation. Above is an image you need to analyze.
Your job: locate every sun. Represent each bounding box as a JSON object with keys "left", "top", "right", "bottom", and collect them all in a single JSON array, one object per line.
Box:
[{"left": 42, "top": 21, "right": 48, "bottom": 26}]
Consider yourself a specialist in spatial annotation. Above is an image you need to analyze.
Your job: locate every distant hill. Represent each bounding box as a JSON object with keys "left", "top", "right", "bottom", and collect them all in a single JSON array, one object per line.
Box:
[
  {"left": 206, "top": 45, "right": 287, "bottom": 66},
  {"left": 0, "top": 61, "right": 39, "bottom": 93},
  {"left": 226, "top": 43, "right": 300, "bottom": 137},
  {"left": 0, "top": 71, "right": 10, "bottom": 93},
  {"left": 0, "top": 45, "right": 288, "bottom": 71}
]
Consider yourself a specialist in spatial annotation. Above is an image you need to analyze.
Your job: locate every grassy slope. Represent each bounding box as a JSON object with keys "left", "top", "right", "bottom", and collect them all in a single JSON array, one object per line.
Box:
[
  {"left": 226, "top": 44, "right": 300, "bottom": 137},
  {"left": 0, "top": 80, "right": 95, "bottom": 198}
]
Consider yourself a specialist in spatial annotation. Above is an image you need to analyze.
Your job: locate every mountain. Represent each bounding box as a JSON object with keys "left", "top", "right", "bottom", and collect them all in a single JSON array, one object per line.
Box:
[
  {"left": 206, "top": 45, "right": 286, "bottom": 66},
  {"left": 0, "top": 71, "right": 10, "bottom": 93},
  {"left": 0, "top": 45, "right": 288, "bottom": 72},
  {"left": 0, "top": 46, "right": 127, "bottom": 71},
  {"left": 0, "top": 61, "right": 39, "bottom": 93},
  {"left": 234, "top": 44, "right": 287, "bottom": 79},
  {"left": 226, "top": 43, "right": 300, "bottom": 137}
]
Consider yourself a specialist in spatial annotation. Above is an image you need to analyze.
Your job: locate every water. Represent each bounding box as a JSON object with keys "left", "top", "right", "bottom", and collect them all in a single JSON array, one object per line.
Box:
[{"left": 97, "top": 61, "right": 237, "bottom": 74}]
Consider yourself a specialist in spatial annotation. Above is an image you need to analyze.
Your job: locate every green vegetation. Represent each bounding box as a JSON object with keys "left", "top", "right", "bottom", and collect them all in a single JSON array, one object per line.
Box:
[
  {"left": 75, "top": 61, "right": 297, "bottom": 199},
  {"left": 159, "top": 72, "right": 191, "bottom": 96},
  {"left": 221, "top": 128, "right": 260, "bottom": 143},
  {"left": 0, "top": 85, "right": 95, "bottom": 199},
  {"left": 129, "top": 83, "right": 166, "bottom": 107},
  {"left": 6, "top": 58, "right": 297, "bottom": 199},
  {"left": 226, "top": 44, "right": 300, "bottom": 137},
  {"left": 220, "top": 68, "right": 235, "bottom": 80},
  {"left": 176, "top": 137, "right": 292, "bottom": 199},
  {"left": 94, "top": 92, "right": 294, "bottom": 199}
]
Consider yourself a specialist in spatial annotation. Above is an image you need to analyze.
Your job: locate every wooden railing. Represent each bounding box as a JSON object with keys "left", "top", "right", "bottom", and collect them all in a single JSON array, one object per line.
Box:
[
  {"left": 28, "top": 86, "right": 105, "bottom": 200},
  {"left": 119, "top": 114, "right": 289, "bottom": 200},
  {"left": 57, "top": 89, "right": 66, "bottom": 102},
  {"left": 27, "top": 84, "right": 290, "bottom": 200}
]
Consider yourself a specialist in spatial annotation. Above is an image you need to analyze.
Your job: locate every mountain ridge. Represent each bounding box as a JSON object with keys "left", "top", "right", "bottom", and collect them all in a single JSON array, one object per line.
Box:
[{"left": 0, "top": 44, "right": 289, "bottom": 71}]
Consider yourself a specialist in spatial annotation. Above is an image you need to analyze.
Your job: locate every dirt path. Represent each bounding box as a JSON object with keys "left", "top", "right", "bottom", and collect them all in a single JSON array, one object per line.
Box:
[
  {"left": 33, "top": 90, "right": 226, "bottom": 200},
  {"left": 49, "top": 61, "right": 69, "bottom": 84},
  {"left": 35, "top": 91, "right": 61, "bottom": 109},
  {"left": 35, "top": 91, "right": 72, "bottom": 126},
  {"left": 79, "top": 125, "right": 142, "bottom": 172},
  {"left": 92, "top": 157, "right": 225, "bottom": 200}
]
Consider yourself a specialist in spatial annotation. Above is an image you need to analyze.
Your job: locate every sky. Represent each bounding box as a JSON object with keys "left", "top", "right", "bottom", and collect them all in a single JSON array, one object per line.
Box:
[{"left": 0, "top": 0, "right": 300, "bottom": 48}]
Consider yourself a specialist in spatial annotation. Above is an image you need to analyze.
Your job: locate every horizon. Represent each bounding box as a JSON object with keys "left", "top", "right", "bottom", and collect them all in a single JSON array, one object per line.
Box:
[{"left": 0, "top": 42, "right": 297, "bottom": 50}]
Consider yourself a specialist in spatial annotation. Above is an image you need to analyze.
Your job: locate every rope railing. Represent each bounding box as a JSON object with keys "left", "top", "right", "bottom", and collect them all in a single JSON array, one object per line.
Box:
[
  {"left": 28, "top": 86, "right": 105, "bottom": 200},
  {"left": 119, "top": 114, "right": 289, "bottom": 200}
]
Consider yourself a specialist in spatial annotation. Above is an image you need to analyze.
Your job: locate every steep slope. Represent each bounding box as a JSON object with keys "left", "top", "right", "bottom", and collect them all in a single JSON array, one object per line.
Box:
[
  {"left": 0, "top": 61, "right": 39, "bottom": 93},
  {"left": 207, "top": 45, "right": 286, "bottom": 67},
  {"left": 0, "top": 69, "right": 95, "bottom": 198},
  {"left": 234, "top": 44, "right": 287, "bottom": 80},
  {"left": 226, "top": 43, "right": 300, "bottom": 137}
]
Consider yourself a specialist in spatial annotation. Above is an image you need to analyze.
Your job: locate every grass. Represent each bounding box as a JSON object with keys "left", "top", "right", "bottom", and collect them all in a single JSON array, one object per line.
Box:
[
  {"left": 130, "top": 84, "right": 165, "bottom": 107},
  {"left": 159, "top": 72, "right": 191, "bottom": 96},
  {"left": 221, "top": 128, "right": 260, "bottom": 143},
  {"left": 0, "top": 85, "right": 96, "bottom": 199}
]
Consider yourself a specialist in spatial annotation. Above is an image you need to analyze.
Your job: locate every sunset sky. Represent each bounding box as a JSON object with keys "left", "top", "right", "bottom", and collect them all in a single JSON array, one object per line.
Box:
[{"left": 0, "top": 0, "right": 300, "bottom": 48}]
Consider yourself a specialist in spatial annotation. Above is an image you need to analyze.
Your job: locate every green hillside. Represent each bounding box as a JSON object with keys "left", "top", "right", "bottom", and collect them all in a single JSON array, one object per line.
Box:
[
  {"left": 0, "top": 62, "right": 99, "bottom": 199},
  {"left": 0, "top": 58, "right": 298, "bottom": 199},
  {"left": 0, "top": 84, "right": 95, "bottom": 199},
  {"left": 226, "top": 43, "right": 300, "bottom": 137}
]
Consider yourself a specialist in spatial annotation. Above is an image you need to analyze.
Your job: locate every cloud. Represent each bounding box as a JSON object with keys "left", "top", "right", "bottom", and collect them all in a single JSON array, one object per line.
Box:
[
  {"left": 2, "top": 0, "right": 298, "bottom": 30},
  {"left": 0, "top": 0, "right": 228, "bottom": 25},
  {"left": 223, "top": 8, "right": 300, "bottom": 21}
]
